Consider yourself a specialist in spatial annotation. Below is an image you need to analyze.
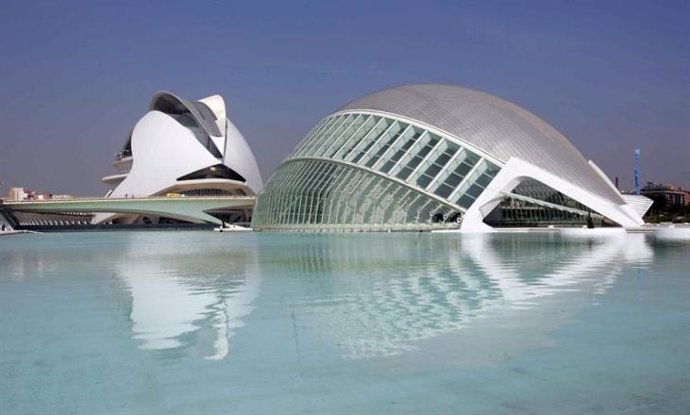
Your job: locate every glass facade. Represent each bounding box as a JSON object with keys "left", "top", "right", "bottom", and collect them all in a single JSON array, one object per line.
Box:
[
  {"left": 484, "top": 179, "right": 609, "bottom": 227},
  {"left": 253, "top": 112, "right": 502, "bottom": 231}
]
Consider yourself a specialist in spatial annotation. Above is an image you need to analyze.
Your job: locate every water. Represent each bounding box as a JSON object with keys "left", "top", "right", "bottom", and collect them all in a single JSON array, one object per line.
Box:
[{"left": 1, "top": 231, "right": 688, "bottom": 414}]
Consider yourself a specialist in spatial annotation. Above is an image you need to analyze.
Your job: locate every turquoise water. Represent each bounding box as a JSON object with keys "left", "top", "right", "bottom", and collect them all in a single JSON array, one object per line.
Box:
[{"left": 1, "top": 231, "right": 688, "bottom": 414}]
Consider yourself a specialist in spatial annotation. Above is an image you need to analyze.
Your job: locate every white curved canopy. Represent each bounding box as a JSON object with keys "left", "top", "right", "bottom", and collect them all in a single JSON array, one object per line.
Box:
[{"left": 150, "top": 91, "right": 223, "bottom": 138}]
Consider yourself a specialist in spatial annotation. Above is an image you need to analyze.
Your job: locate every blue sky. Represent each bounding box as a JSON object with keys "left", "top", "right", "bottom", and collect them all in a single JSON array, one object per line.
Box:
[{"left": 0, "top": 0, "right": 688, "bottom": 195}]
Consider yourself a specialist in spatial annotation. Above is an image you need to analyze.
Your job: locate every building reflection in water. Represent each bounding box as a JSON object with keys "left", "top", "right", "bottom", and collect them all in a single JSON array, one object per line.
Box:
[
  {"left": 276, "top": 233, "right": 654, "bottom": 360},
  {"left": 114, "top": 233, "right": 259, "bottom": 360},
  {"left": 0, "top": 231, "right": 664, "bottom": 366},
  {"left": 106, "top": 231, "right": 655, "bottom": 362}
]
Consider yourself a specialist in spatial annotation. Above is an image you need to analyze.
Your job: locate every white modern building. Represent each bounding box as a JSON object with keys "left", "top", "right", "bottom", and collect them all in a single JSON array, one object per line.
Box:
[
  {"left": 252, "top": 84, "right": 651, "bottom": 232},
  {"left": 98, "top": 91, "right": 262, "bottom": 225}
]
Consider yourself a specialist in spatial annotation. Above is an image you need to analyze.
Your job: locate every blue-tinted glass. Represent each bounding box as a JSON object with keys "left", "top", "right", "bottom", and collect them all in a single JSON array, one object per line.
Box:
[{"left": 457, "top": 194, "right": 475, "bottom": 208}]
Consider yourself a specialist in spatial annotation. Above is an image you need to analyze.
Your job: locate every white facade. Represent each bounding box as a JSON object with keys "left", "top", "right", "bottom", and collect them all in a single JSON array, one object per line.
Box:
[{"left": 98, "top": 91, "right": 262, "bottom": 224}]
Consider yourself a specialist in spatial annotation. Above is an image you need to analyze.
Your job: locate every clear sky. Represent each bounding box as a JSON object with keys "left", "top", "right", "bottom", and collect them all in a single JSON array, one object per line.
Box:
[{"left": 0, "top": 0, "right": 688, "bottom": 196}]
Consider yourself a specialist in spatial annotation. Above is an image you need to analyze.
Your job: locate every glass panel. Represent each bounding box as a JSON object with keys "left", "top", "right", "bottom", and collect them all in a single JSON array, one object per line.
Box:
[
  {"left": 453, "top": 162, "right": 474, "bottom": 178},
  {"left": 396, "top": 154, "right": 424, "bottom": 180},
  {"left": 361, "top": 121, "right": 405, "bottom": 168},
  {"left": 368, "top": 123, "right": 410, "bottom": 171},
  {"left": 379, "top": 126, "right": 421, "bottom": 174},
  {"left": 389, "top": 129, "right": 428, "bottom": 177},
  {"left": 296, "top": 115, "right": 342, "bottom": 158},
  {"left": 312, "top": 114, "right": 354, "bottom": 157},
  {"left": 405, "top": 134, "right": 442, "bottom": 185},
  {"left": 433, "top": 184, "right": 455, "bottom": 199},
  {"left": 466, "top": 184, "right": 484, "bottom": 198},
  {"left": 321, "top": 114, "right": 364, "bottom": 158},
  {"left": 425, "top": 163, "right": 444, "bottom": 179},
  {"left": 474, "top": 173, "right": 494, "bottom": 188},
  {"left": 414, "top": 174, "right": 432, "bottom": 189},
  {"left": 442, "top": 172, "right": 464, "bottom": 188},
  {"left": 457, "top": 194, "right": 475, "bottom": 208},
  {"left": 348, "top": 118, "right": 390, "bottom": 164},
  {"left": 336, "top": 115, "right": 378, "bottom": 161},
  {"left": 291, "top": 116, "right": 336, "bottom": 158},
  {"left": 252, "top": 159, "right": 464, "bottom": 231}
]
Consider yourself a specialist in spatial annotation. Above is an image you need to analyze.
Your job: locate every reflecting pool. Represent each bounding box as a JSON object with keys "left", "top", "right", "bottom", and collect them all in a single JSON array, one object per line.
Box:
[{"left": 1, "top": 232, "right": 688, "bottom": 414}]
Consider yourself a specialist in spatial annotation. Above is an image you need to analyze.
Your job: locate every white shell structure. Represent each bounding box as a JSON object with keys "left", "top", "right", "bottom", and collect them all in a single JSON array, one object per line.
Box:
[
  {"left": 252, "top": 84, "right": 651, "bottom": 232},
  {"left": 98, "top": 91, "right": 262, "bottom": 224}
]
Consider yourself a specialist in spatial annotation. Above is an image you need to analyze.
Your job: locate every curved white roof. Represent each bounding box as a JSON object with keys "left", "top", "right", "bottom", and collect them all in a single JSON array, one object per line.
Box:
[
  {"left": 150, "top": 91, "right": 223, "bottom": 137},
  {"left": 340, "top": 84, "right": 623, "bottom": 204},
  {"left": 149, "top": 91, "right": 263, "bottom": 192}
]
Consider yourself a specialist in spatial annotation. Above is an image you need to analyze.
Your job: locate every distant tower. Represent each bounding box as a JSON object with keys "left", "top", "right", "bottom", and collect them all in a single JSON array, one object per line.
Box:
[{"left": 634, "top": 149, "right": 641, "bottom": 195}]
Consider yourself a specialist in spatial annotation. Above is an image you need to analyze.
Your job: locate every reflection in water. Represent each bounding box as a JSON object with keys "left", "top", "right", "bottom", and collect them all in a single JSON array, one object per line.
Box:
[
  {"left": 114, "top": 233, "right": 259, "bottom": 360},
  {"left": 276, "top": 233, "right": 653, "bottom": 359},
  {"left": 3, "top": 231, "right": 689, "bottom": 415},
  {"left": 0, "top": 231, "right": 658, "bottom": 363}
]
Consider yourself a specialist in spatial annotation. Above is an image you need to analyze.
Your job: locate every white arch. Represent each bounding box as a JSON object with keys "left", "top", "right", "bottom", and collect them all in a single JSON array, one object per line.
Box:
[{"left": 461, "top": 157, "right": 645, "bottom": 232}]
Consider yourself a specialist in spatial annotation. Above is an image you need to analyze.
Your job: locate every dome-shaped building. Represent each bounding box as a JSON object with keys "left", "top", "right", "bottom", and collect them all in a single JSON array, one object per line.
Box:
[
  {"left": 252, "top": 84, "right": 649, "bottom": 231},
  {"left": 98, "top": 91, "right": 262, "bottom": 225}
]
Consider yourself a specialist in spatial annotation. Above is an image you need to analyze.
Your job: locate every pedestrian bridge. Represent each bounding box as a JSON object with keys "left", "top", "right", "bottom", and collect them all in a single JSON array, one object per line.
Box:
[{"left": 3, "top": 196, "right": 255, "bottom": 225}]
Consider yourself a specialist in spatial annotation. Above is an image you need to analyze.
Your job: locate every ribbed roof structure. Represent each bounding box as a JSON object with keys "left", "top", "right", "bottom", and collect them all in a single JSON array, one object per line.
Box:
[{"left": 340, "top": 84, "right": 623, "bottom": 204}]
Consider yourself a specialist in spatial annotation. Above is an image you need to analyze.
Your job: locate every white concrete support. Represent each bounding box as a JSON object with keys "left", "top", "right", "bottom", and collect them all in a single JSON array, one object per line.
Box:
[{"left": 461, "top": 157, "right": 645, "bottom": 232}]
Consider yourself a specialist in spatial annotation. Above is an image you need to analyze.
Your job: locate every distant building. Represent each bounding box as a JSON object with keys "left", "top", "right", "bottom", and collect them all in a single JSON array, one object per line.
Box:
[
  {"left": 7, "top": 187, "right": 27, "bottom": 201},
  {"left": 21, "top": 190, "right": 50, "bottom": 201},
  {"left": 5, "top": 187, "right": 74, "bottom": 202},
  {"left": 641, "top": 182, "right": 688, "bottom": 207},
  {"left": 30, "top": 193, "right": 46, "bottom": 201}
]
